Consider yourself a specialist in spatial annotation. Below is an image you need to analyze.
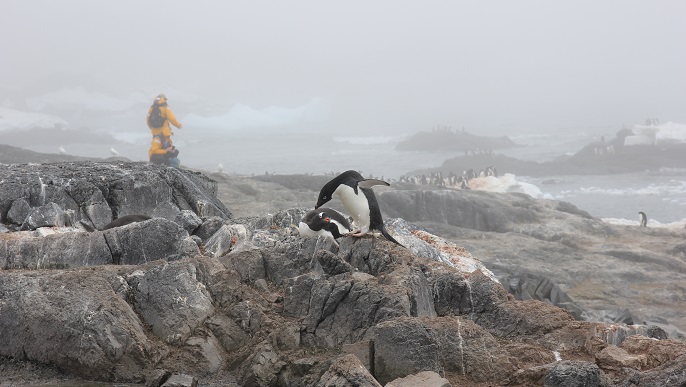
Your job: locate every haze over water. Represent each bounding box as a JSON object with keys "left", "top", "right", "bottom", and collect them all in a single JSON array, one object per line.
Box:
[{"left": 2, "top": 1, "right": 685, "bottom": 223}]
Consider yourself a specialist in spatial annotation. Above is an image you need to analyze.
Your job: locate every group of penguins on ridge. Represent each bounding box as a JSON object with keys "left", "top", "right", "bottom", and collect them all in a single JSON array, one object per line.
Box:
[
  {"left": 397, "top": 166, "right": 498, "bottom": 190},
  {"left": 298, "top": 170, "right": 404, "bottom": 247}
]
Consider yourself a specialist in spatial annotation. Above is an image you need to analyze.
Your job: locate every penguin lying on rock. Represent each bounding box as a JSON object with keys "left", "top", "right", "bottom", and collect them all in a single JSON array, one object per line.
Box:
[
  {"left": 298, "top": 207, "right": 351, "bottom": 244},
  {"left": 316, "top": 170, "right": 404, "bottom": 247}
]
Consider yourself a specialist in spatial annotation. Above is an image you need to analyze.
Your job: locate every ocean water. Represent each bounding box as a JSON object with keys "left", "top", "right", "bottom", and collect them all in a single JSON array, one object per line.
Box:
[{"left": 24, "top": 128, "right": 686, "bottom": 224}]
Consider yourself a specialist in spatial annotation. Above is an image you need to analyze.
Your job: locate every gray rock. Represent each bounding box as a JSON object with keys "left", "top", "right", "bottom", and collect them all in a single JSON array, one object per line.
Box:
[
  {"left": 219, "top": 248, "right": 266, "bottom": 283},
  {"left": 184, "top": 334, "right": 226, "bottom": 373},
  {"left": 0, "top": 162, "right": 231, "bottom": 230},
  {"left": 7, "top": 198, "right": 30, "bottom": 225},
  {"left": 205, "top": 314, "right": 250, "bottom": 353},
  {"left": 421, "top": 317, "right": 512, "bottom": 382},
  {"left": 161, "top": 374, "right": 198, "bottom": 387},
  {"left": 103, "top": 217, "right": 199, "bottom": 265},
  {"left": 544, "top": 360, "right": 602, "bottom": 387},
  {"left": 385, "top": 371, "right": 451, "bottom": 387},
  {"left": 370, "top": 317, "right": 441, "bottom": 385},
  {"left": 193, "top": 216, "right": 224, "bottom": 240},
  {"left": 0, "top": 229, "right": 112, "bottom": 269},
  {"left": 342, "top": 340, "right": 374, "bottom": 373},
  {"left": 624, "top": 353, "right": 686, "bottom": 387},
  {"left": 228, "top": 300, "right": 264, "bottom": 334},
  {"left": 0, "top": 269, "right": 157, "bottom": 381},
  {"left": 0, "top": 179, "right": 25, "bottom": 224},
  {"left": 316, "top": 354, "right": 381, "bottom": 387},
  {"left": 77, "top": 187, "right": 113, "bottom": 231},
  {"left": 501, "top": 273, "right": 585, "bottom": 320},
  {"left": 286, "top": 272, "right": 412, "bottom": 349},
  {"left": 130, "top": 259, "right": 215, "bottom": 344},
  {"left": 238, "top": 342, "right": 287, "bottom": 387},
  {"left": 151, "top": 201, "right": 182, "bottom": 221},
  {"left": 146, "top": 369, "right": 172, "bottom": 387},
  {"left": 190, "top": 234, "right": 202, "bottom": 246},
  {"left": 204, "top": 224, "right": 249, "bottom": 258},
  {"left": 20, "top": 202, "right": 74, "bottom": 230},
  {"left": 317, "top": 249, "right": 353, "bottom": 275}
]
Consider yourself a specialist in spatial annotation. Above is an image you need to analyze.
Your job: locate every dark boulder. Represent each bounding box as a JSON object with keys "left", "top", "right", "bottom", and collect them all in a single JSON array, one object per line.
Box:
[{"left": 544, "top": 360, "right": 602, "bottom": 387}]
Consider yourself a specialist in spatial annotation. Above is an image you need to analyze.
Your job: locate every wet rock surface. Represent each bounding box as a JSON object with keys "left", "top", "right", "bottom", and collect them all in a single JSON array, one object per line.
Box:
[{"left": 0, "top": 160, "right": 684, "bottom": 386}]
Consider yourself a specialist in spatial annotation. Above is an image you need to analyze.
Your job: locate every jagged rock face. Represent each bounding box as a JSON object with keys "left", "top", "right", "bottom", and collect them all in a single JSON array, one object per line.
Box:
[
  {"left": 0, "top": 162, "right": 231, "bottom": 231},
  {"left": 0, "top": 269, "right": 160, "bottom": 381},
  {"left": 0, "top": 164, "right": 684, "bottom": 386},
  {"left": 380, "top": 188, "right": 686, "bottom": 339},
  {"left": 378, "top": 189, "right": 594, "bottom": 233},
  {"left": 0, "top": 218, "right": 200, "bottom": 269}
]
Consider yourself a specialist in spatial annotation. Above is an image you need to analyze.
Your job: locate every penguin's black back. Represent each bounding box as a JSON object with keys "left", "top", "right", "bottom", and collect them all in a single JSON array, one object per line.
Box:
[
  {"left": 361, "top": 187, "right": 383, "bottom": 231},
  {"left": 302, "top": 208, "right": 351, "bottom": 238},
  {"left": 361, "top": 187, "right": 404, "bottom": 247}
]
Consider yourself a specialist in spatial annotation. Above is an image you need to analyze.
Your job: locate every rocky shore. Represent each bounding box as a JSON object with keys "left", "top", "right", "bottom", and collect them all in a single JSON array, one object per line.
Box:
[
  {"left": 0, "top": 158, "right": 685, "bottom": 386},
  {"left": 399, "top": 128, "right": 686, "bottom": 177}
]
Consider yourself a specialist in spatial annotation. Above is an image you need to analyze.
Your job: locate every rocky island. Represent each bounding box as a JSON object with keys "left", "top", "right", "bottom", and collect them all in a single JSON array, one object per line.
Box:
[{"left": 0, "top": 151, "right": 685, "bottom": 386}]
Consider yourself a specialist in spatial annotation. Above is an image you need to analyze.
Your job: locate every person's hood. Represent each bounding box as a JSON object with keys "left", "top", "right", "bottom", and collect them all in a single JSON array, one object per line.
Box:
[{"left": 154, "top": 94, "right": 167, "bottom": 105}]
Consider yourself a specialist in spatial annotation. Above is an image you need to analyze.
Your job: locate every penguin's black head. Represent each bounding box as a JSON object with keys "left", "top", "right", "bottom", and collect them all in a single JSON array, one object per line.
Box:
[
  {"left": 316, "top": 180, "right": 338, "bottom": 209},
  {"left": 315, "top": 190, "right": 332, "bottom": 209},
  {"left": 316, "top": 170, "right": 362, "bottom": 209}
]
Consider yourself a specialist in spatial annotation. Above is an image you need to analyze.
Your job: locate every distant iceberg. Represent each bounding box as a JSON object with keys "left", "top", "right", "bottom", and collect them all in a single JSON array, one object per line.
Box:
[
  {"left": 183, "top": 98, "right": 330, "bottom": 134},
  {"left": 0, "top": 107, "right": 69, "bottom": 132},
  {"left": 624, "top": 121, "right": 686, "bottom": 146}
]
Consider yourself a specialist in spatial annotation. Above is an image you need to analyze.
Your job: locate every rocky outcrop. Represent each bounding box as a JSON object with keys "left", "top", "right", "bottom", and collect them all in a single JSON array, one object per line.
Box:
[
  {"left": 0, "top": 161, "right": 231, "bottom": 232},
  {"left": 0, "top": 217, "right": 200, "bottom": 269},
  {"left": 0, "top": 162, "right": 684, "bottom": 387},
  {"left": 378, "top": 188, "right": 686, "bottom": 338}
]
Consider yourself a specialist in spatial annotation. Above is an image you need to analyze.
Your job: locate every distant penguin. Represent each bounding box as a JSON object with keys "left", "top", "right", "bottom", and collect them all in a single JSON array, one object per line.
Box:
[
  {"left": 298, "top": 207, "right": 351, "bottom": 241},
  {"left": 81, "top": 214, "right": 152, "bottom": 232},
  {"left": 639, "top": 211, "right": 647, "bottom": 227},
  {"left": 315, "top": 170, "right": 403, "bottom": 247}
]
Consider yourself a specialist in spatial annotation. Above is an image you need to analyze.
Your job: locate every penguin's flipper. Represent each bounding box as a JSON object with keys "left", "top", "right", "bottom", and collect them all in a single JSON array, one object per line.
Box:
[
  {"left": 358, "top": 179, "right": 390, "bottom": 189},
  {"left": 380, "top": 227, "right": 405, "bottom": 248},
  {"left": 80, "top": 220, "right": 97, "bottom": 232}
]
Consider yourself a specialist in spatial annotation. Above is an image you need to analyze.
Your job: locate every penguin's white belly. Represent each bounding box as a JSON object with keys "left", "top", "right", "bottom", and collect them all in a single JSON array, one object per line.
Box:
[
  {"left": 330, "top": 219, "right": 351, "bottom": 235},
  {"left": 335, "top": 185, "right": 370, "bottom": 232},
  {"left": 298, "top": 222, "right": 332, "bottom": 238}
]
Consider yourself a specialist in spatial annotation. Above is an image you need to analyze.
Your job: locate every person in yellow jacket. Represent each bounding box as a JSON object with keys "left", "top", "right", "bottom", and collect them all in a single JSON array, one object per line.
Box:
[
  {"left": 147, "top": 93, "right": 182, "bottom": 138},
  {"left": 149, "top": 133, "right": 180, "bottom": 168}
]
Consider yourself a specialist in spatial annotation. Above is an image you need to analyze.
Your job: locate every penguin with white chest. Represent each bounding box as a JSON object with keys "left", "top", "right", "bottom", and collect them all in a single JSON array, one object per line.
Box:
[
  {"left": 298, "top": 207, "right": 351, "bottom": 240},
  {"left": 316, "top": 170, "right": 403, "bottom": 247}
]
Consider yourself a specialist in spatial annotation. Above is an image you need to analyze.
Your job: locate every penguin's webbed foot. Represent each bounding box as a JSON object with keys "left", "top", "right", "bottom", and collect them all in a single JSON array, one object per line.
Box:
[{"left": 348, "top": 229, "right": 367, "bottom": 238}]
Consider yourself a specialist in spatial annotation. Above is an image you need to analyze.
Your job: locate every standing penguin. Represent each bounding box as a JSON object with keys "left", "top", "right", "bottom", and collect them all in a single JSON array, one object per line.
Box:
[
  {"left": 638, "top": 211, "right": 647, "bottom": 227},
  {"left": 298, "top": 207, "right": 351, "bottom": 240},
  {"left": 316, "top": 170, "right": 403, "bottom": 247}
]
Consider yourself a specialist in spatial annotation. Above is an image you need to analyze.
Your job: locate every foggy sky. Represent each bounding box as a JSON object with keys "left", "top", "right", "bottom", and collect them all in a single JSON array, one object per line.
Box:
[{"left": 2, "top": 0, "right": 685, "bottom": 135}]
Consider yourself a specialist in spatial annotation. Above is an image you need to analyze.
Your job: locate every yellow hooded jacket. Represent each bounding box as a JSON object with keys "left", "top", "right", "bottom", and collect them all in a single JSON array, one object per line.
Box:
[
  {"left": 149, "top": 134, "right": 173, "bottom": 159},
  {"left": 147, "top": 95, "right": 182, "bottom": 138}
]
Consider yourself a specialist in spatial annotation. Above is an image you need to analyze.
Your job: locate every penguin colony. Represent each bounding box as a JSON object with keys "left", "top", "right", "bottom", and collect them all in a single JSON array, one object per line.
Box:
[
  {"left": 299, "top": 170, "right": 404, "bottom": 247},
  {"left": 398, "top": 166, "right": 497, "bottom": 190}
]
